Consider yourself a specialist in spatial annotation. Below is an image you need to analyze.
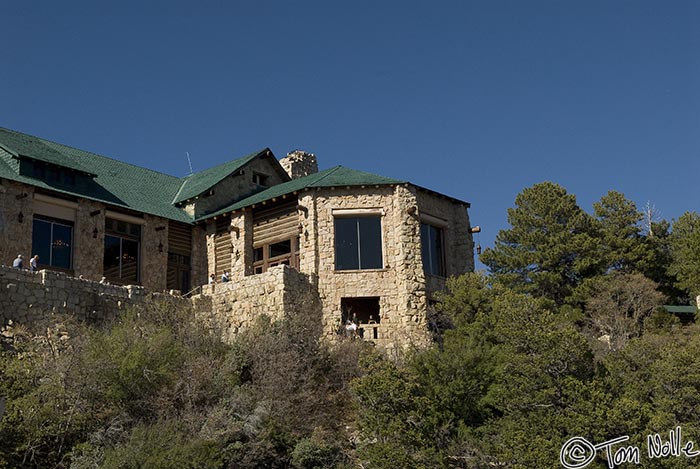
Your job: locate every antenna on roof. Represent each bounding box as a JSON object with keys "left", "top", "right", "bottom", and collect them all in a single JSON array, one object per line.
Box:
[{"left": 185, "top": 152, "right": 194, "bottom": 175}]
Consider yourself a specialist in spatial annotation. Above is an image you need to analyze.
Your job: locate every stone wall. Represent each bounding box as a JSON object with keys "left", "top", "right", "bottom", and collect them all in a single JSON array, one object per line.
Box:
[
  {"left": 141, "top": 214, "right": 168, "bottom": 291},
  {"left": 0, "top": 264, "right": 148, "bottom": 325},
  {"left": 279, "top": 150, "right": 318, "bottom": 179},
  {"left": 73, "top": 199, "right": 106, "bottom": 280},
  {"left": 190, "top": 224, "right": 208, "bottom": 289},
  {"left": 0, "top": 179, "right": 35, "bottom": 269},
  {"left": 414, "top": 188, "right": 475, "bottom": 297},
  {"left": 193, "top": 265, "right": 319, "bottom": 343},
  {"left": 297, "top": 185, "right": 433, "bottom": 351}
]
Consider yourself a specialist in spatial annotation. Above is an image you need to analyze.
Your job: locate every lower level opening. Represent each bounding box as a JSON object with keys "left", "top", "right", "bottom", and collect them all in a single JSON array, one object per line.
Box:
[{"left": 341, "top": 297, "right": 380, "bottom": 339}]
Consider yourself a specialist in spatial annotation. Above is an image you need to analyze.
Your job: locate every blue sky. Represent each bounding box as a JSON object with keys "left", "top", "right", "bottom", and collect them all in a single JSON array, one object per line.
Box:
[{"left": 3, "top": 1, "right": 699, "bottom": 270}]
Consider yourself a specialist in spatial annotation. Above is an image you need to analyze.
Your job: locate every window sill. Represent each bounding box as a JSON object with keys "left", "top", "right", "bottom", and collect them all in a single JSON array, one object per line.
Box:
[{"left": 425, "top": 272, "right": 448, "bottom": 280}]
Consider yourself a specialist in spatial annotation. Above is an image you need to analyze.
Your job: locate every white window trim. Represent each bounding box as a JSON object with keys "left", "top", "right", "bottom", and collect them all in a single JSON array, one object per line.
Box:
[
  {"left": 420, "top": 213, "right": 448, "bottom": 228},
  {"left": 34, "top": 194, "right": 77, "bottom": 221},
  {"left": 331, "top": 208, "right": 385, "bottom": 217},
  {"left": 105, "top": 210, "right": 146, "bottom": 225}
]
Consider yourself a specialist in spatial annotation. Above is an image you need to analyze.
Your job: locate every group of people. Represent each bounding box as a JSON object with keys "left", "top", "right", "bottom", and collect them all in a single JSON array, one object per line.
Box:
[
  {"left": 208, "top": 270, "right": 231, "bottom": 285},
  {"left": 12, "top": 254, "right": 40, "bottom": 272}
]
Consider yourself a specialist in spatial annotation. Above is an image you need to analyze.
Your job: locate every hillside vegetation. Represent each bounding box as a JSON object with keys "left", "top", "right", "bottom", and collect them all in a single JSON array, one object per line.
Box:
[{"left": 3, "top": 183, "right": 700, "bottom": 468}]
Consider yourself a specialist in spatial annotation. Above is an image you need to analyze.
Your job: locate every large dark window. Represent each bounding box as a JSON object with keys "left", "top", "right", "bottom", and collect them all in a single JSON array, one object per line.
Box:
[
  {"left": 32, "top": 216, "right": 73, "bottom": 270},
  {"left": 335, "top": 216, "right": 383, "bottom": 270},
  {"left": 421, "top": 222, "right": 445, "bottom": 276},
  {"left": 104, "top": 218, "right": 141, "bottom": 284}
]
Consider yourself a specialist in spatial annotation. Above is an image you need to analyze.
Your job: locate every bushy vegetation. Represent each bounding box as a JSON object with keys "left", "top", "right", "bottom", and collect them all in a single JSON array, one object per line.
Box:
[
  {"left": 0, "top": 303, "right": 365, "bottom": 468},
  {"left": 3, "top": 183, "right": 700, "bottom": 468}
]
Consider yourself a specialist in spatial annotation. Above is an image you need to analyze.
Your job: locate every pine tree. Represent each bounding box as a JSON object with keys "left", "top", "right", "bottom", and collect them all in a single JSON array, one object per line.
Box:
[{"left": 480, "top": 182, "right": 600, "bottom": 306}]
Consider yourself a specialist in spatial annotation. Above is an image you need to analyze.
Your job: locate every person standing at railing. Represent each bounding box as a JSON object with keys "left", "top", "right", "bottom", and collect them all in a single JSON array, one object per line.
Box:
[
  {"left": 12, "top": 254, "right": 23, "bottom": 269},
  {"left": 30, "top": 255, "right": 39, "bottom": 272}
]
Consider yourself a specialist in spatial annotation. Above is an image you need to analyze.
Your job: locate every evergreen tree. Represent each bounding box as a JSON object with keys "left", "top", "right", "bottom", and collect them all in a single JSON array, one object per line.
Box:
[
  {"left": 593, "top": 190, "right": 648, "bottom": 273},
  {"left": 668, "top": 211, "right": 700, "bottom": 301},
  {"left": 480, "top": 182, "right": 600, "bottom": 306}
]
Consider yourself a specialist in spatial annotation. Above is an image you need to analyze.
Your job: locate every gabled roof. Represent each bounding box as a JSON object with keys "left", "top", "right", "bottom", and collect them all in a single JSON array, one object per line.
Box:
[
  {"left": 0, "top": 128, "right": 188, "bottom": 222},
  {"left": 0, "top": 127, "right": 93, "bottom": 174},
  {"left": 198, "top": 166, "right": 406, "bottom": 221},
  {"left": 172, "top": 148, "right": 271, "bottom": 204},
  {"left": 0, "top": 127, "right": 471, "bottom": 227}
]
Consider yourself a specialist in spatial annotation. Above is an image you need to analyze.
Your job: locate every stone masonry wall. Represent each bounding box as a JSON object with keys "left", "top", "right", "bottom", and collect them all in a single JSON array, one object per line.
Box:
[
  {"left": 414, "top": 189, "right": 475, "bottom": 297},
  {"left": 297, "top": 185, "right": 432, "bottom": 351},
  {"left": 0, "top": 264, "right": 151, "bottom": 325},
  {"left": 0, "top": 180, "right": 35, "bottom": 269},
  {"left": 279, "top": 151, "right": 319, "bottom": 179},
  {"left": 190, "top": 224, "right": 208, "bottom": 289},
  {"left": 141, "top": 214, "right": 168, "bottom": 291},
  {"left": 73, "top": 199, "right": 105, "bottom": 281},
  {"left": 193, "top": 265, "right": 319, "bottom": 343}
]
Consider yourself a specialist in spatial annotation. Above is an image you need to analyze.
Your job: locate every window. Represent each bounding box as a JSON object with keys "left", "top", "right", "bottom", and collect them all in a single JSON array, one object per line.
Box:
[
  {"left": 32, "top": 216, "right": 73, "bottom": 270},
  {"left": 335, "top": 216, "right": 383, "bottom": 270},
  {"left": 104, "top": 218, "right": 141, "bottom": 284},
  {"left": 253, "top": 237, "right": 299, "bottom": 274},
  {"left": 421, "top": 222, "right": 445, "bottom": 276},
  {"left": 252, "top": 172, "right": 269, "bottom": 187}
]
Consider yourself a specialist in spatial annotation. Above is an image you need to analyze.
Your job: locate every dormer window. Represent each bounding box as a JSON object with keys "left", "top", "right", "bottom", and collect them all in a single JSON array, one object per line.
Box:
[
  {"left": 23, "top": 160, "right": 78, "bottom": 187},
  {"left": 252, "top": 172, "right": 269, "bottom": 187}
]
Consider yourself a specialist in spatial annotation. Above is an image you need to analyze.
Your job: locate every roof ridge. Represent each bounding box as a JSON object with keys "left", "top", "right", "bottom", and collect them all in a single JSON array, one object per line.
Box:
[
  {"left": 171, "top": 178, "right": 190, "bottom": 204},
  {"left": 45, "top": 139, "right": 183, "bottom": 180},
  {"left": 1, "top": 127, "right": 186, "bottom": 180},
  {"left": 307, "top": 165, "right": 343, "bottom": 187}
]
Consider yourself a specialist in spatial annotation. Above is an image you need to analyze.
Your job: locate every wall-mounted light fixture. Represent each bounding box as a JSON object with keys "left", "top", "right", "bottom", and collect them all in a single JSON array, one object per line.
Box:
[
  {"left": 92, "top": 227, "right": 99, "bottom": 238},
  {"left": 17, "top": 211, "right": 24, "bottom": 223},
  {"left": 158, "top": 241, "right": 164, "bottom": 253}
]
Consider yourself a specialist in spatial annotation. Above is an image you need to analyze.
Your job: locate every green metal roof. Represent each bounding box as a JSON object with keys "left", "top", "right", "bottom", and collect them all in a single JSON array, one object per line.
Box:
[
  {"left": 199, "top": 165, "right": 406, "bottom": 221},
  {"left": 172, "top": 149, "right": 269, "bottom": 204},
  {"left": 0, "top": 128, "right": 192, "bottom": 222},
  {"left": 663, "top": 305, "right": 697, "bottom": 315},
  {"left": 0, "top": 127, "right": 93, "bottom": 174},
  {"left": 1, "top": 127, "right": 471, "bottom": 226}
]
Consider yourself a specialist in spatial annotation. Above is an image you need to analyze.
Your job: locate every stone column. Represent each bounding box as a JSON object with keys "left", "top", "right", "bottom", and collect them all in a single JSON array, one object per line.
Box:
[
  {"left": 0, "top": 181, "right": 34, "bottom": 267},
  {"left": 190, "top": 224, "right": 208, "bottom": 288},
  {"left": 393, "top": 185, "right": 430, "bottom": 347},
  {"left": 140, "top": 214, "right": 168, "bottom": 291},
  {"left": 74, "top": 200, "right": 105, "bottom": 280},
  {"left": 298, "top": 193, "right": 318, "bottom": 277},
  {"left": 230, "top": 211, "right": 248, "bottom": 280},
  {"left": 279, "top": 151, "right": 318, "bottom": 179}
]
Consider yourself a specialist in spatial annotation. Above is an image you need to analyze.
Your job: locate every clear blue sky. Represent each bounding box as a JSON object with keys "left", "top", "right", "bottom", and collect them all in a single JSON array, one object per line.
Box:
[{"left": 4, "top": 1, "right": 699, "bottom": 270}]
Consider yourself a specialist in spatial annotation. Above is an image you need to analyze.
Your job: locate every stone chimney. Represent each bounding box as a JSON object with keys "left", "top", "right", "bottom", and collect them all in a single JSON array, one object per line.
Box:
[{"left": 280, "top": 150, "right": 318, "bottom": 179}]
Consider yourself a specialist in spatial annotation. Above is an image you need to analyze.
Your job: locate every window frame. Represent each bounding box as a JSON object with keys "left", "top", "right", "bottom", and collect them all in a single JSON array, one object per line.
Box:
[
  {"left": 104, "top": 218, "right": 142, "bottom": 284},
  {"left": 334, "top": 214, "right": 384, "bottom": 271},
  {"left": 420, "top": 220, "right": 446, "bottom": 277},
  {"left": 32, "top": 215, "right": 74, "bottom": 271},
  {"left": 253, "top": 236, "right": 299, "bottom": 274}
]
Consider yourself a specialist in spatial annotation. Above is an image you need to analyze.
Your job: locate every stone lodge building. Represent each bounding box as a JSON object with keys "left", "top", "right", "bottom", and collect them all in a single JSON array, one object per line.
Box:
[{"left": 0, "top": 127, "right": 475, "bottom": 347}]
